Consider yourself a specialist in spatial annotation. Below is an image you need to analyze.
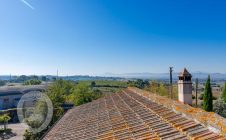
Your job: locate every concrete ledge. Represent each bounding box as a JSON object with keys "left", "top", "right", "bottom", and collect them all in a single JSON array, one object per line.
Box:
[{"left": 128, "top": 87, "right": 226, "bottom": 137}]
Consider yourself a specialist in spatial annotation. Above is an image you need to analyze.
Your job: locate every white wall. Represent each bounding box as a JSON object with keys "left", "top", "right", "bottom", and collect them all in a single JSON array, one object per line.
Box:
[{"left": 178, "top": 81, "right": 192, "bottom": 105}]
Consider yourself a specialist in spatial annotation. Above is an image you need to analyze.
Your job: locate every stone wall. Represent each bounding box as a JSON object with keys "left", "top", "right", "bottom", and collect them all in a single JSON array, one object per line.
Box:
[{"left": 128, "top": 87, "right": 226, "bottom": 137}]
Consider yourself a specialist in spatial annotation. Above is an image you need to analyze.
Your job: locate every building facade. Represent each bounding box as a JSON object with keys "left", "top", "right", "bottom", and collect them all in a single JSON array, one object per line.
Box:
[{"left": 0, "top": 85, "right": 47, "bottom": 110}]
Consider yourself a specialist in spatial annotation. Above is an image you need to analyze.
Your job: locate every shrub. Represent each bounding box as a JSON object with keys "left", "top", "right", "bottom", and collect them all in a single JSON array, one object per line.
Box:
[
  {"left": 127, "top": 79, "right": 150, "bottom": 89},
  {"left": 23, "top": 79, "right": 42, "bottom": 85},
  {"left": 222, "top": 82, "right": 226, "bottom": 103},
  {"left": 213, "top": 99, "right": 226, "bottom": 118},
  {"left": 212, "top": 96, "right": 217, "bottom": 100},
  {"left": 199, "top": 93, "right": 204, "bottom": 100}
]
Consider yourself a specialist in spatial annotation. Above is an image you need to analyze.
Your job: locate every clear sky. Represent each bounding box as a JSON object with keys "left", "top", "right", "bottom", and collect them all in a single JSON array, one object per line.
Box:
[{"left": 0, "top": 0, "right": 226, "bottom": 75}]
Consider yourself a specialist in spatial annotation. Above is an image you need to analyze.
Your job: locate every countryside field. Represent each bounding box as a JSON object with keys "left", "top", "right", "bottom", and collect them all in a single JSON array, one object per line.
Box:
[{"left": 78, "top": 80, "right": 128, "bottom": 93}]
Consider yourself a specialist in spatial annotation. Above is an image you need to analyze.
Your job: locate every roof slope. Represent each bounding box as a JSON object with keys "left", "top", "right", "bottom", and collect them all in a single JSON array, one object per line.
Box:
[{"left": 43, "top": 89, "right": 225, "bottom": 140}]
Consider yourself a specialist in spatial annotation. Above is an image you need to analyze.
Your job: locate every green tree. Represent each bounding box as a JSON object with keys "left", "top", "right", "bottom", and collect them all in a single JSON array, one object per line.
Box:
[
  {"left": 30, "top": 75, "right": 39, "bottom": 80},
  {"left": 214, "top": 99, "right": 226, "bottom": 118},
  {"left": 0, "top": 114, "right": 11, "bottom": 131},
  {"left": 41, "top": 76, "right": 47, "bottom": 81},
  {"left": 46, "top": 80, "right": 71, "bottom": 128},
  {"left": 0, "top": 81, "right": 5, "bottom": 86},
  {"left": 68, "top": 83, "right": 103, "bottom": 106},
  {"left": 91, "top": 89, "right": 102, "bottom": 100},
  {"left": 172, "top": 85, "right": 178, "bottom": 100},
  {"left": 203, "top": 75, "right": 213, "bottom": 112},
  {"left": 73, "top": 83, "right": 92, "bottom": 105},
  {"left": 150, "top": 81, "right": 159, "bottom": 94},
  {"left": 18, "top": 75, "right": 29, "bottom": 82},
  {"left": 127, "top": 79, "right": 150, "bottom": 89},
  {"left": 23, "top": 128, "right": 42, "bottom": 140},
  {"left": 52, "top": 107, "right": 64, "bottom": 123},
  {"left": 23, "top": 79, "right": 42, "bottom": 85},
  {"left": 24, "top": 80, "right": 103, "bottom": 139},
  {"left": 158, "top": 83, "right": 167, "bottom": 96},
  {"left": 52, "top": 77, "right": 57, "bottom": 81},
  {"left": 24, "top": 129, "right": 35, "bottom": 140},
  {"left": 46, "top": 80, "right": 74, "bottom": 107},
  {"left": 91, "top": 81, "right": 96, "bottom": 88},
  {"left": 23, "top": 100, "right": 49, "bottom": 140},
  {"left": 222, "top": 82, "right": 226, "bottom": 103},
  {"left": 136, "top": 79, "right": 145, "bottom": 89},
  {"left": 127, "top": 80, "right": 136, "bottom": 87}
]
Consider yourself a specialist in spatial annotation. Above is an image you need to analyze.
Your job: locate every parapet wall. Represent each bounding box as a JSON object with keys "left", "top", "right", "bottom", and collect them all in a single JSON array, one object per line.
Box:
[{"left": 128, "top": 87, "right": 226, "bottom": 137}]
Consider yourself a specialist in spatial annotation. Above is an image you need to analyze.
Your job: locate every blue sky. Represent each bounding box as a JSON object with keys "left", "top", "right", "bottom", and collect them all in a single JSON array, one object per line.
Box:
[{"left": 0, "top": 0, "right": 226, "bottom": 75}]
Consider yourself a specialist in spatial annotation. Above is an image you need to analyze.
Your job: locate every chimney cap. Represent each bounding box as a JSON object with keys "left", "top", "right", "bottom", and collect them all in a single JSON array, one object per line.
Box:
[{"left": 179, "top": 68, "right": 192, "bottom": 77}]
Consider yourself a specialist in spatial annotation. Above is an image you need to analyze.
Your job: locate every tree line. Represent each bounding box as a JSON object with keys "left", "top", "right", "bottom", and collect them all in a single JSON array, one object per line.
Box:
[
  {"left": 23, "top": 79, "right": 103, "bottom": 140},
  {"left": 128, "top": 79, "right": 178, "bottom": 99},
  {"left": 201, "top": 75, "right": 226, "bottom": 116},
  {"left": 23, "top": 79, "right": 42, "bottom": 85}
]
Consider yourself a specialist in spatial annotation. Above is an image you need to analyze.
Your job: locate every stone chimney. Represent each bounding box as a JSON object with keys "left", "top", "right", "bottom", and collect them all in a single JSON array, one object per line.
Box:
[{"left": 178, "top": 68, "right": 192, "bottom": 105}]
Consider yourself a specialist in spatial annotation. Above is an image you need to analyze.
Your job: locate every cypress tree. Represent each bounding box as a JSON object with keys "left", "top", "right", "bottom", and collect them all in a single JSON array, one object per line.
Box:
[
  {"left": 203, "top": 75, "right": 213, "bottom": 112},
  {"left": 222, "top": 82, "right": 226, "bottom": 103}
]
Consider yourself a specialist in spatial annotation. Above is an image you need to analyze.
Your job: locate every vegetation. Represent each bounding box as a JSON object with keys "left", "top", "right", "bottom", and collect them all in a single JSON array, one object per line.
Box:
[
  {"left": 212, "top": 82, "right": 226, "bottom": 118},
  {"left": 10, "top": 75, "right": 49, "bottom": 83},
  {"left": 144, "top": 81, "right": 178, "bottom": 99},
  {"left": 203, "top": 75, "right": 213, "bottom": 112},
  {"left": 0, "top": 114, "right": 11, "bottom": 132},
  {"left": 68, "top": 83, "right": 102, "bottom": 106},
  {"left": 78, "top": 80, "right": 127, "bottom": 94},
  {"left": 23, "top": 99, "right": 51, "bottom": 140},
  {"left": 80, "top": 80, "right": 127, "bottom": 88},
  {"left": 91, "top": 81, "right": 96, "bottom": 88},
  {"left": 24, "top": 129, "right": 36, "bottom": 140},
  {"left": 0, "top": 80, "right": 6, "bottom": 86},
  {"left": 95, "top": 87, "right": 122, "bottom": 93},
  {"left": 0, "top": 128, "right": 11, "bottom": 134},
  {"left": 47, "top": 80, "right": 74, "bottom": 107},
  {"left": 146, "top": 81, "right": 159, "bottom": 93},
  {"left": 214, "top": 99, "right": 226, "bottom": 118},
  {"left": 158, "top": 83, "right": 168, "bottom": 96},
  {"left": 23, "top": 79, "right": 42, "bottom": 85},
  {"left": 199, "top": 93, "right": 217, "bottom": 100},
  {"left": 24, "top": 79, "right": 103, "bottom": 140},
  {"left": 127, "top": 79, "right": 150, "bottom": 89},
  {"left": 199, "top": 93, "right": 204, "bottom": 100},
  {"left": 222, "top": 82, "right": 226, "bottom": 103}
]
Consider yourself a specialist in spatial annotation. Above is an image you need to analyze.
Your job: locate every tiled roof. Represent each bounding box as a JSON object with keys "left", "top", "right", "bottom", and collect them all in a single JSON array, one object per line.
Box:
[{"left": 43, "top": 89, "right": 225, "bottom": 140}]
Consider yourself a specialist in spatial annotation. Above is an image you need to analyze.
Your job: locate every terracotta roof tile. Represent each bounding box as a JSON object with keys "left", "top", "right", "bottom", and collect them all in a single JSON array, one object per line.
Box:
[{"left": 43, "top": 89, "right": 224, "bottom": 140}]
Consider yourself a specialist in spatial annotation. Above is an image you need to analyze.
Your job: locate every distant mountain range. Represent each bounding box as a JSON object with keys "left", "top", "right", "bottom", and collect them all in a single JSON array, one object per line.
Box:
[
  {"left": 0, "top": 75, "right": 124, "bottom": 81},
  {"left": 0, "top": 72, "right": 226, "bottom": 81},
  {"left": 103, "top": 72, "right": 226, "bottom": 80}
]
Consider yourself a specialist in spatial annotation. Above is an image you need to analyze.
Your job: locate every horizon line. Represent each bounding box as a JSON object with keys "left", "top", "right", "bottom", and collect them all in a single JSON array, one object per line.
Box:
[{"left": 0, "top": 71, "right": 226, "bottom": 77}]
